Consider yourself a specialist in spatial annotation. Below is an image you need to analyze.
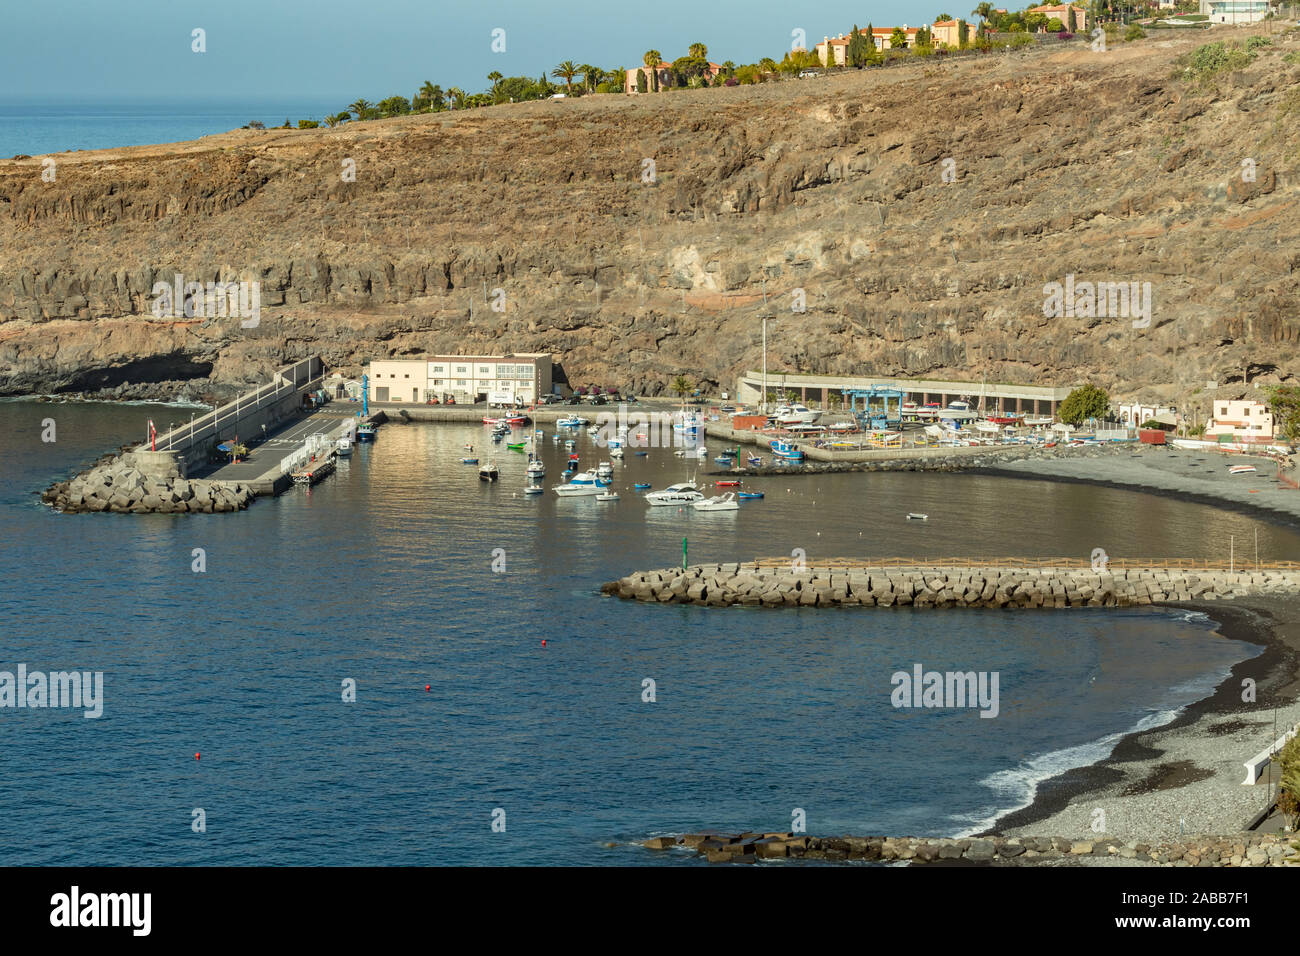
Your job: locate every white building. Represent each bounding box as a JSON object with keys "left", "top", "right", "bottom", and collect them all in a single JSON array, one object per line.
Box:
[
  {"left": 367, "top": 354, "right": 553, "bottom": 405},
  {"left": 1205, "top": 399, "right": 1274, "bottom": 441},
  {"left": 1112, "top": 401, "right": 1179, "bottom": 427},
  {"left": 1199, "top": 0, "right": 1271, "bottom": 23}
]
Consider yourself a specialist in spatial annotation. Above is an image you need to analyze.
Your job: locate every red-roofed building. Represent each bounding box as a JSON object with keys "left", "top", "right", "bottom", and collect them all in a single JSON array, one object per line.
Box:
[
  {"left": 816, "top": 25, "right": 924, "bottom": 64},
  {"left": 625, "top": 61, "right": 723, "bottom": 94}
]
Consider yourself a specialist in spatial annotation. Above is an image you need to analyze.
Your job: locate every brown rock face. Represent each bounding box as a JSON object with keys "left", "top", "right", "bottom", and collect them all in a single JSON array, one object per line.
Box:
[{"left": 3, "top": 32, "right": 1300, "bottom": 401}]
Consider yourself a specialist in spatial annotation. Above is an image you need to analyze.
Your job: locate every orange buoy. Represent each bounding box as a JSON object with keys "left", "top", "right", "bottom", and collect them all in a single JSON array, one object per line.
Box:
[
  {"left": 425, "top": 684, "right": 431, "bottom": 691},
  {"left": 194, "top": 753, "right": 200, "bottom": 760}
]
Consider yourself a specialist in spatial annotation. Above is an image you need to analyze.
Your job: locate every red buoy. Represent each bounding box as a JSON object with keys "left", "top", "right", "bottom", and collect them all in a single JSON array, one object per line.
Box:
[
  {"left": 541, "top": 639, "right": 547, "bottom": 647},
  {"left": 425, "top": 685, "right": 430, "bottom": 691},
  {"left": 194, "top": 753, "right": 200, "bottom": 760}
]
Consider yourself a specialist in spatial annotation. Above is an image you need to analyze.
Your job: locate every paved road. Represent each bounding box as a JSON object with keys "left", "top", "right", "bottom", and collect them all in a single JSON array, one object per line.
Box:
[{"left": 193, "top": 412, "right": 346, "bottom": 483}]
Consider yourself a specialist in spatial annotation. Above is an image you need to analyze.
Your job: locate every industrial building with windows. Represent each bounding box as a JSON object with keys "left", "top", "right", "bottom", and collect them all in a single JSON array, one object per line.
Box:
[{"left": 367, "top": 354, "right": 553, "bottom": 405}]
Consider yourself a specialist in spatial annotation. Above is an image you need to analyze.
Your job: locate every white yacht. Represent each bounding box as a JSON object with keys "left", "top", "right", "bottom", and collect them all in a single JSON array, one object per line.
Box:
[
  {"left": 645, "top": 481, "right": 704, "bottom": 506},
  {"left": 553, "top": 470, "right": 602, "bottom": 496},
  {"left": 596, "top": 461, "right": 613, "bottom": 479},
  {"left": 771, "top": 403, "right": 822, "bottom": 426},
  {"left": 526, "top": 458, "right": 546, "bottom": 479}
]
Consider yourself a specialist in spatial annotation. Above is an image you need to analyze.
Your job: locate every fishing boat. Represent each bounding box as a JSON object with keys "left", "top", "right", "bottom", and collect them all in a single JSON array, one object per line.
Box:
[
  {"left": 747, "top": 455, "right": 762, "bottom": 467},
  {"left": 645, "top": 481, "right": 704, "bottom": 506},
  {"left": 478, "top": 461, "right": 499, "bottom": 482},
  {"left": 907, "top": 512, "right": 928, "bottom": 520},
  {"left": 715, "top": 480, "right": 741, "bottom": 487},
  {"left": 595, "top": 491, "right": 620, "bottom": 502},
  {"left": 634, "top": 483, "right": 652, "bottom": 490},
  {"left": 714, "top": 456, "right": 735, "bottom": 465},
  {"left": 460, "top": 457, "right": 479, "bottom": 465},
  {"left": 596, "top": 461, "right": 613, "bottom": 479},
  {"left": 693, "top": 492, "right": 738, "bottom": 511},
  {"left": 507, "top": 441, "right": 527, "bottom": 451},
  {"left": 526, "top": 458, "right": 545, "bottom": 479},
  {"left": 553, "top": 470, "right": 602, "bottom": 496},
  {"left": 557, "top": 416, "right": 587, "bottom": 428},
  {"left": 291, "top": 453, "right": 336, "bottom": 486},
  {"left": 737, "top": 491, "right": 764, "bottom": 499},
  {"left": 770, "top": 439, "right": 805, "bottom": 461},
  {"left": 356, "top": 422, "right": 378, "bottom": 442},
  {"left": 1229, "top": 465, "right": 1257, "bottom": 475},
  {"left": 336, "top": 437, "right": 353, "bottom": 457}
]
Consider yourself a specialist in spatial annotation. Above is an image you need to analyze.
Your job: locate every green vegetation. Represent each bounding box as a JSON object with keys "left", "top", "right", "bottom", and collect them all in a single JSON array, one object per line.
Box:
[
  {"left": 1177, "top": 40, "right": 1259, "bottom": 86},
  {"left": 1268, "top": 386, "right": 1300, "bottom": 442},
  {"left": 1125, "top": 24, "right": 1146, "bottom": 42},
  {"left": 1277, "top": 735, "right": 1300, "bottom": 831},
  {"left": 1058, "top": 384, "right": 1110, "bottom": 426}
]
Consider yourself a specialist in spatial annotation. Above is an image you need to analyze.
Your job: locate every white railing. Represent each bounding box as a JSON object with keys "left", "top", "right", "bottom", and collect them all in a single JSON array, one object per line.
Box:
[{"left": 1242, "top": 721, "right": 1299, "bottom": 786}]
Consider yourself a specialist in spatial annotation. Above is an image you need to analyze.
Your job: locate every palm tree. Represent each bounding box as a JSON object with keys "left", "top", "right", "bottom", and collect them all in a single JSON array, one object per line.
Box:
[
  {"left": 688, "top": 42, "right": 708, "bottom": 59},
  {"left": 671, "top": 376, "right": 693, "bottom": 405},
  {"left": 487, "top": 71, "right": 503, "bottom": 95},
  {"left": 758, "top": 57, "right": 778, "bottom": 73},
  {"left": 418, "top": 81, "right": 442, "bottom": 111},
  {"left": 643, "top": 50, "right": 662, "bottom": 91},
  {"left": 348, "top": 98, "right": 374, "bottom": 121},
  {"left": 972, "top": 2, "right": 995, "bottom": 29},
  {"left": 324, "top": 112, "right": 351, "bottom": 128},
  {"left": 579, "top": 64, "right": 600, "bottom": 93},
  {"left": 447, "top": 87, "right": 465, "bottom": 110},
  {"left": 552, "top": 60, "right": 580, "bottom": 94}
]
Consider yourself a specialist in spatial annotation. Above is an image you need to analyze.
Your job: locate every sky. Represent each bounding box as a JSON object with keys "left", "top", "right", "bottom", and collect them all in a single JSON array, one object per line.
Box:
[{"left": 0, "top": 0, "right": 959, "bottom": 103}]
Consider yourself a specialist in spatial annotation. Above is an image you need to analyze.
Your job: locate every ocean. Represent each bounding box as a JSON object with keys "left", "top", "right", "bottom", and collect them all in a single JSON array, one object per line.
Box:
[
  {"left": 0, "top": 98, "right": 347, "bottom": 158},
  {"left": 0, "top": 400, "right": 1282, "bottom": 864}
]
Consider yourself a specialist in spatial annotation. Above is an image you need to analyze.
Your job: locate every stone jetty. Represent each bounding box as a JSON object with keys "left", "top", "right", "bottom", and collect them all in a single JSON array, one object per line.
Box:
[
  {"left": 644, "top": 832, "right": 1299, "bottom": 866},
  {"left": 42, "top": 450, "right": 255, "bottom": 514},
  {"left": 602, "top": 561, "right": 1300, "bottom": 608}
]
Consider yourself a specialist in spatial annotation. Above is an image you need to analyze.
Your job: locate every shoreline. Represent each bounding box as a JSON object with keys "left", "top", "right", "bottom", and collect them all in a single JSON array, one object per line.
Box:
[{"left": 986, "top": 595, "right": 1300, "bottom": 842}]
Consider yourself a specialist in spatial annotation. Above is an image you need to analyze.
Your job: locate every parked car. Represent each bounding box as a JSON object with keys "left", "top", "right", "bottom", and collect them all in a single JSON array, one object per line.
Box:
[{"left": 567, "top": 396, "right": 582, "bottom": 405}]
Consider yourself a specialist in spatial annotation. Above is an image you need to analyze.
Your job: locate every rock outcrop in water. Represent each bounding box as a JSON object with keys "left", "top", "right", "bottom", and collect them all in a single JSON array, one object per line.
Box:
[{"left": 2, "top": 27, "right": 1299, "bottom": 402}]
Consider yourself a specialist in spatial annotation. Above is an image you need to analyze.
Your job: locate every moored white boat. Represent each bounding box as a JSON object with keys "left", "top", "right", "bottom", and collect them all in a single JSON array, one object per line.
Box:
[
  {"left": 771, "top": 403, "right": 821, "bottom": 426},
  {"left": 693, "top": 492, "right": 738, "bottom": 511},
  {"left": 645, "top": 481, "right": 704, "bottom": 506}
]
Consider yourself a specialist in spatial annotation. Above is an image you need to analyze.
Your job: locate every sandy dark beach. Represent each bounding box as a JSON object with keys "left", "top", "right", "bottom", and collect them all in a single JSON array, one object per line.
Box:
[{"left": 978, "top": 448, "right": 1300, "bottom": 842}]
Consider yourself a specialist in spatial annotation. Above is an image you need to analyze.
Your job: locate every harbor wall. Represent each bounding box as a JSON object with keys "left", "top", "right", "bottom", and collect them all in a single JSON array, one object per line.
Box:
[
  {"left": 645, "top": 831, "right": 1298, "bottom": 866},
  {"left": 144, "top": 357, "right": 324, "bottom": 477},
  {"left": 602, "top": 562, "right": 1300, "bottom": 608}
]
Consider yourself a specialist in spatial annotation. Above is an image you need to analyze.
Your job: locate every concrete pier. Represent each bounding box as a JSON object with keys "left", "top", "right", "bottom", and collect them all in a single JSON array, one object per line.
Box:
[{"left": 602, "top": 560, "right": 1300, "bottom": 608}]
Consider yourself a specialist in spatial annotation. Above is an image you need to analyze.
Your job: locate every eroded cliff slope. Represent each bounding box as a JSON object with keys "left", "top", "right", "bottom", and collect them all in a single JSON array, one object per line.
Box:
[{"left": 2, "top": 27, "right": 1298, "bottom": 402}]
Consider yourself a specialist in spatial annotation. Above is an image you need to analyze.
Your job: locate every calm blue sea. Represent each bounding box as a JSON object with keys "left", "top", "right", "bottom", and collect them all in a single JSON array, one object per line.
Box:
[
  {"left": 0, "top": 401, "right": 1281, "bottom": 865},
  {"left": 0, "top": 99, "right": 347, "bottom": 157}
]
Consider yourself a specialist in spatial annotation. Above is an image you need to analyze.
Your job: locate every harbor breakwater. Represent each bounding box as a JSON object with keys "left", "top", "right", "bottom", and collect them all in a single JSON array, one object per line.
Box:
[
  {"left": 602, "top": 561, "right": 1300, "bottom": 608},
  {"left": 42, "top": 448, "right": 255, "bottom": 514},
  {"left": 643, "top": 832, "right": 1299, "bottom": 866}
]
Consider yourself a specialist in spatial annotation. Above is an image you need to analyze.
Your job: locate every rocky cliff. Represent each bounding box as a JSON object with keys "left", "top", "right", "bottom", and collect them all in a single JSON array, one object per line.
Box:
[{"left": 2, "top": 26, "right": 1299, "bottom": 404}]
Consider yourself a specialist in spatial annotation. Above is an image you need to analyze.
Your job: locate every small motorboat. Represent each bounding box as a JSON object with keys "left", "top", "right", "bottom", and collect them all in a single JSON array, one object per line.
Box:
[
  {"left": 336, "top": 437, "right": 353, "bottom": 457},
  {"left": 460, "top": 457, "right": 479, "bottom": 465},
  {"left": 1229, "top": 465, "right": 1257, "bottom": 475},
  {"left": 526, "top": 459, "right": 545, "bottom": 479},
  {"left": 565, "top": 440, "right": 576, "bottom": 450},
  {"left": 737, "top": 491, "right": 764, "bottom": 499},
  {"left": 596, "top": 491, "right": 620, "bottom": 502},
  {"left": 552, "top": 434, "right": 562, "bottom": 444},
  {"left": 524, "top": 484, "right": 545, "bottom": 495},
  {"left": 554, "top": 471, "right": 602, "bottom": 496},
  {"left": 610, "top": 446, "right": 625, "bottom": 459},
  {"left": 907, "top": 513, "right": 928, "bottom": 520},
  {"left": 634, "top": 483, "right": 652, "bottom": 490},
  {"left": 356, "top": 422, "right": 378, "bottom": 442},
  {"left": 714, "top": 456, "right": 735, "bottom": 465},
  {"left": 747, "top": 456, "right": 762, "bottom": 467},
  {"left": 646, "top": 481, "right": 704, "bottom": 506},
  {"left": 693, "top": 492, "right": 738, "bottom": 511},
  {"left": 507, "top": 441, "right": 527, "bottom": 451},
  {"left": 557, "top": 416, "right": 588, "bottom": 428},
  {"left": 478, "top": 462, "right": 500, "bottom": 482},
  {"left": 635, "top": 451, "right": 649, "bottom": 457},
  {"left": 715, "top": 480, "right": 741, "bottom": 487},
  {"left": 596, "top": 461, "right": 613, "bottom": 479}
]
